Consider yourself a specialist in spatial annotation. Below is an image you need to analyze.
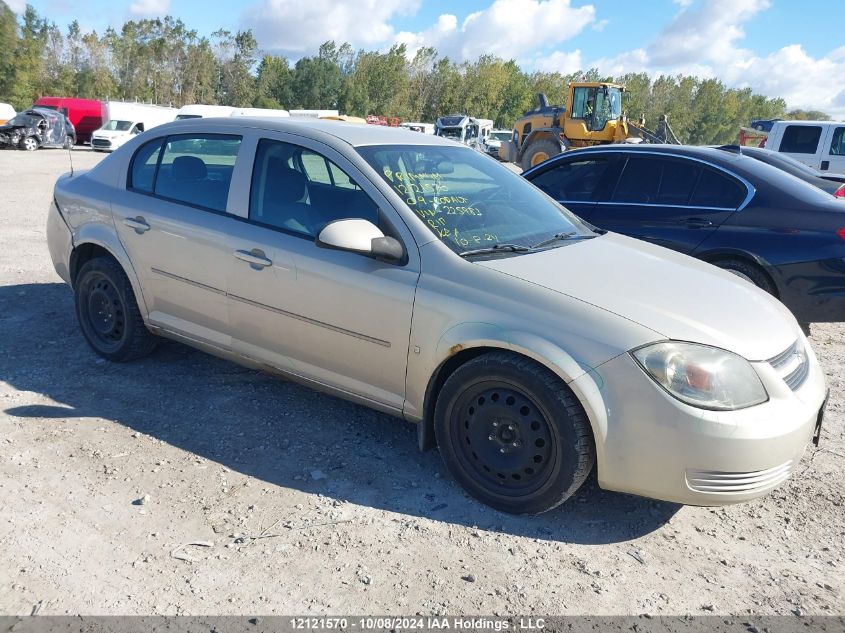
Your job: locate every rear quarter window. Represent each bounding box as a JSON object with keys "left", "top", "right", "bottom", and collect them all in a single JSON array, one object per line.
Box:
[{"left": 689, "top": 168, "right": 746, "bottom": 208}]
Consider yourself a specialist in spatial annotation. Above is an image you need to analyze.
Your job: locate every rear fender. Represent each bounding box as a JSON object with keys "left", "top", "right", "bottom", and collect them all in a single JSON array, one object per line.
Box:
[{"left": 71, "top": 224, "right": 150, "bottom": 319}]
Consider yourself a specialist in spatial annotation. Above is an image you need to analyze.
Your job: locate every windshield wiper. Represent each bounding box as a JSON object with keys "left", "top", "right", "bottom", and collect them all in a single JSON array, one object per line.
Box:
[
  {"left": 530, "top": 231, "right": 594, "bottom": 250},
  {"left": 458, "top": 243, "right": 533, "bottom": 258}
]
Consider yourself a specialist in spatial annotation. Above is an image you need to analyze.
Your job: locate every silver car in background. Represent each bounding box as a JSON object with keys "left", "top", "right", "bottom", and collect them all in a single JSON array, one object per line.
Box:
[{"left": 46, "top": 118, "right": 828, "bottom": 514}]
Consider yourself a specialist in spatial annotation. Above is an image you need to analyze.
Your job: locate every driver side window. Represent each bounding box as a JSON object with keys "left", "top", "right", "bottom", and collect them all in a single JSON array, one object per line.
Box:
[{"left": 249, "top": 139, "right": 379, "bottom": 238}]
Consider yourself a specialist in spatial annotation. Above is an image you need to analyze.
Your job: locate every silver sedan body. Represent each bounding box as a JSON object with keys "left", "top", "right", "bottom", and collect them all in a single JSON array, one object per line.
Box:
[{"left": 47, "top": 117, "right": 827, "bottom": 510}]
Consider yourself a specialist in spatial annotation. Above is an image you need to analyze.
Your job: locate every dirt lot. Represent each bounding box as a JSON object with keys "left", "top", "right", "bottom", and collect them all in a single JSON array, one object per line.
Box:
[{"left": 0, "top": 148, "right": 843, "bottom": 617}]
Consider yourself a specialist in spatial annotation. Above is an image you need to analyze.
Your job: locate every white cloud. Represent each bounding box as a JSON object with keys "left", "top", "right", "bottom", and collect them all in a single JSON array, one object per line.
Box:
[
  {"left": 241, "top": 0, "right": 419, "bottom": 58},
  {"left": 646, "top": 0, "right": 769, "bottom": 68},
  {"left": 397, "top": 0, "right": 596, "bottom": 63},
  {"left": 5, "top": 0, "right": 26, "bottom": 12},
  {"left": 128, "top": 0, "right": 171, "bottom": 17},
  {"left": 577, "top": 0, "right": 845, "bottom": 119},
  {"left": 533, "top": 49, "right": 583, "bottom": 74},
  {"left": 592, "top": 18, "right": 608, "bottom": 32}
]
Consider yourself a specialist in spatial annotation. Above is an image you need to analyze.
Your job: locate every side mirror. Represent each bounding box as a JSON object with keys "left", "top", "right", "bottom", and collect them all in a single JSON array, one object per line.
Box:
[{"left": 316, "top": 218, "right": 404, "bottom": 262}]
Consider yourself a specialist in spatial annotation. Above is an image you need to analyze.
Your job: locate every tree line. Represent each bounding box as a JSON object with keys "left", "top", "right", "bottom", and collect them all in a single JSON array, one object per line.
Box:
[{"left": 0, "top": 2, "right": 831, "bottom": 144}]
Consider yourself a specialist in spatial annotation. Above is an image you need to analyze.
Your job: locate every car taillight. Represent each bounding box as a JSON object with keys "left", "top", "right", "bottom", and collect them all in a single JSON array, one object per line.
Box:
[
  {"left": 835, "top": 184, "right": 845, "bottom": 198},
  {"left": 759, "top": 137, "right": 766, "bottom": 148},
  {"left": 838, "top": 228, "right": 845, "bottom": 241}
]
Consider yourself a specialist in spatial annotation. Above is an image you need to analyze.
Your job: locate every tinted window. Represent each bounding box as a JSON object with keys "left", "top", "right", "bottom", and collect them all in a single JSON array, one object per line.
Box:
[
  {"left": 656, "top": 159, "right": 700, "bottom": 205},
  {"left": 530, "top": 159, "right": 610, "bottom": 202},
  {"left": 612, "top": 157, "right": 661, "bottom": 203},
  {"left": 129, "top": 138, "right": 163, "bottom": 193},
  {"left": 250, "top": 139, "right": 378, "bottom": 237},
  {"left": 690, "top": 168, "right": 745, "bottom": 208},
  {"left": 780, "top": 125, "right": 822, "bottom": 154},
  {"left": 830, "top": 127, "right": 845, "bottom": 156},
  {"left": 153, "top": 134, "right": 241, "bottom": 212}
]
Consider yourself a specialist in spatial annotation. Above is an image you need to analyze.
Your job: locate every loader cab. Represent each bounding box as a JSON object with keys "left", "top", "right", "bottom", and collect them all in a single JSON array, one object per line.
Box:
[{"left": 570, "top": 85, "right": 623, "bottom": 133}]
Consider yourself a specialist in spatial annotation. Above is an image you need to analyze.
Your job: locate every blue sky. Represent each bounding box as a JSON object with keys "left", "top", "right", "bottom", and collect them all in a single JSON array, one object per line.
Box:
[{"left": 10, "top": 0, "right": 845, "bottom": 117}]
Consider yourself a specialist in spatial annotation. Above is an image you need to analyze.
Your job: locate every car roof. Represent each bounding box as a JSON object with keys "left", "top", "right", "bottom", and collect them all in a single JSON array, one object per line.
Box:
[{"left": 152, "top": 116, "right": 455, "bottom": 148}]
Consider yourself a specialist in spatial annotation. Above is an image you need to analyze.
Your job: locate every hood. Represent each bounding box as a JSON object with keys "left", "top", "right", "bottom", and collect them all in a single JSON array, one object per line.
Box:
[
  {"left": 476, "top": 232, "right": 798, "bottom": 361},
  {"left": 93, "top": 128, "right": 129, "bottom": 138}
]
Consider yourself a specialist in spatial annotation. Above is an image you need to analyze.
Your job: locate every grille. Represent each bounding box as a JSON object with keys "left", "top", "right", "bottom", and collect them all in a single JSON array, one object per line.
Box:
[
  {"left": 686, "top": 460, "right": 794, "bottom": 494},
  {"left": 768, "top": 339, "right": 809, "bottom": 391},
  {"left": 91, "top": 138, "right": 111, "bottom": 148}
]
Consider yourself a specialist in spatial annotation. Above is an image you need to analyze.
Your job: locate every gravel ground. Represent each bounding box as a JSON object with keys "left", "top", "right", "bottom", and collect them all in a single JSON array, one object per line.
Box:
[{"left": 0, "top": 148, "right": 843, "bottom": 617}]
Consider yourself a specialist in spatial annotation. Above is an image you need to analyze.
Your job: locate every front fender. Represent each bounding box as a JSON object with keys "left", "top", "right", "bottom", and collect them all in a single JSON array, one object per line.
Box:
[{"left": 410, "top": 321, "right": 613, "bottom": 459}]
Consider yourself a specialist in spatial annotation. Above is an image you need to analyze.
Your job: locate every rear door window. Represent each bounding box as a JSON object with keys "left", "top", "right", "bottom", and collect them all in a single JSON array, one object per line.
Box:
[
  {"left": 530, "top": 158, "right": 612, "bottom": 202},
  {"left": 612, "top": 156, "right": 662, "bottom": 203},
  {"left": 780, "top": 125, "right": 822, "bottom": 154},
  {"left": 153, "top": 134, "right": 242, "bottom": 212},
  {"left": 689, "top": 168, "right": 746, "bottom": 209}
]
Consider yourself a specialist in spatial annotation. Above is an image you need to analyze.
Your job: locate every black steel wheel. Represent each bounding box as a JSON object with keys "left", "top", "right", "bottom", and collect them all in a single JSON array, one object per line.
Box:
[
  {"left": 435, "top": 351, "right": 595, "bottom": 514},
  {"left": 75, "top": 256, "right": 158, "bottom": 362}
]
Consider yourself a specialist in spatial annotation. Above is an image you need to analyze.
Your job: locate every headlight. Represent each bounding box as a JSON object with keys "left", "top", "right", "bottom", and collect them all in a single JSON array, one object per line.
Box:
[{"left": 632, "top": 342, "right": 767, "bottom": 410}]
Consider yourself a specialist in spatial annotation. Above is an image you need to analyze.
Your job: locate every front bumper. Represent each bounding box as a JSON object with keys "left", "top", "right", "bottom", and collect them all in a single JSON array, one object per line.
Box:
[{"left": 571, "top": 336, "right": 827, "bottom": 505}]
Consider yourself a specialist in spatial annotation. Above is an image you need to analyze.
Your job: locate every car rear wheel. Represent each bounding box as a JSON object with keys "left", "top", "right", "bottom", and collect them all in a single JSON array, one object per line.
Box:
[
  {"left": 714, "top": 258, "right": 775, "bottom": 295},
  {"left": 75, "top": 257, "right": 158, "bottom": 362},
  {"left": 20, "top": 136, "right": 38, "bottom": 151},
  {"left": 434, "top": 352, "right": 595, "bottom": 514}
]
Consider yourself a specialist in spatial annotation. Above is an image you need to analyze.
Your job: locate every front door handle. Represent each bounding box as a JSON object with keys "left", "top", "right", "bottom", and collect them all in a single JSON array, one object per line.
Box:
[
  {"left": 234, "top": 249, "right": 272, "bottom": 269},
  {"left": 685, "top": 217, "right": 713, "bottom": 229},
  {"left": 123, "top": 217, "right": 150, "bottom": 233}
]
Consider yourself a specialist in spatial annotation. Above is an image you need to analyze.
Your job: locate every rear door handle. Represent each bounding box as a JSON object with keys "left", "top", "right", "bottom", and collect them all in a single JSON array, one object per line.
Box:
[
  {"left": 685, "top": 217, "right": 713, "bottom": 229},
  {"left": 123, "top": 217, "right": 150, "bottom": 233},
  {"left": 234, "top": 249, "right": 272, "bottom": 269}
]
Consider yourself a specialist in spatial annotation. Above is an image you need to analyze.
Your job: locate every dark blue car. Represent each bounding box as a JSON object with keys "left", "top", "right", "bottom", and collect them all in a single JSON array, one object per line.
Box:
[{"left": 523, "top": 144, "right": 845, "bottom": 324}]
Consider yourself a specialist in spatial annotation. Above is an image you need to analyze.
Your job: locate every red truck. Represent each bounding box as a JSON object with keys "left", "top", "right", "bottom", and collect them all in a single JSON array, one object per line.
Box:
[{"left": 34, "top": 97, "right": 105, "bottom": 144}]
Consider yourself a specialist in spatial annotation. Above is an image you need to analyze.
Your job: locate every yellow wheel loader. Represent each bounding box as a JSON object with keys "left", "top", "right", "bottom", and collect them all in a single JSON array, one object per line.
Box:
[{"left": 500, "top": 82, "right": 675, "bottom": 170}]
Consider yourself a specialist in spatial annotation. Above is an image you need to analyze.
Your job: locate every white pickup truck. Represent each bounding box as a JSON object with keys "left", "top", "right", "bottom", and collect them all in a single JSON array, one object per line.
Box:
[{"left": 764, "top": 120, "right": 845, "bottom": 173}]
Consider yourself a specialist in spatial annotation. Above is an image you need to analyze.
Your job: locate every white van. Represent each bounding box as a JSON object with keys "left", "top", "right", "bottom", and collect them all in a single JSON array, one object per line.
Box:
[
  {"left": 91, "top": 102, "right": 178, "bottom": 152},
  {"left": 175, "top": 105, "right": 236, "bottom": 120},
  {"left": 0, "top": 103, "right": 15, "bottom": 125},
  {"left": 765, "top": 120, "right": 845, "bottom": 173}
]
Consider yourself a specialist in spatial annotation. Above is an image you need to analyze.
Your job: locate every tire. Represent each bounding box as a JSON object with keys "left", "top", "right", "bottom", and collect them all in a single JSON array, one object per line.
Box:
[
  {"left": 20, "top": 136, "right": 38, "bottom": 151},
  {"left": 521, "top": 139, "right": 562, "bottom": 171},
  {"left": 713, "top": 258, "right": 775, "bottom": 295},
  {"left": 74, "top": 256, "right": 158, "bottom": 362},
  {"left": 434, "top": 351, "right": 595, "bottom": 514}
]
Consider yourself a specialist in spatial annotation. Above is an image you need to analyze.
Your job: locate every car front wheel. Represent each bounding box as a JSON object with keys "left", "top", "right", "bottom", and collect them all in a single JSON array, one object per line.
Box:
[
  {"left": 20, "top": 136, "right": 38, "bottom": 151},
  {"left": 434, "top": 352, "right": 595, "bottom": 514},
  {"left": 75, "top": 256, "right": 158, "bottom": 362}
]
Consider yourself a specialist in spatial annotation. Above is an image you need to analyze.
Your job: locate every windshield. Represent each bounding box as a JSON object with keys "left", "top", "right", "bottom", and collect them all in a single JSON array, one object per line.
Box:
[
  {"left": 6, "top": 114, "right": 40, "bottom": 127},
  {"left": 357, "top": 144, "right": 594, "bottom": 254},
  {"left": 102, "top": 119, "right": 133, "bottom": 131},
  {"left": 438, "top": 127, "right": 463, "bottom": 140},
  {"left": 490, "top": 131, "right": 511, "bottom": 141}
]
